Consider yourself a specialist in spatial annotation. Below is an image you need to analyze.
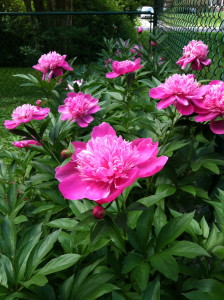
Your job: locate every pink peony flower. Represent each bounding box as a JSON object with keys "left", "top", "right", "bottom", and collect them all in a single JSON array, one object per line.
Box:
[
  {"left": 137, "top": 27, "right": 143, "bottom": 34},
  {"left": 58, "top": 92, "right": 100, "bottom": 128},
  {"left": 55, "top": 122, "right": 168, "bottom": 204},
  {"left": 149, "top": 74, "right": 208, "bottom": 115},
  {"left": 12, "top": 140, "right": 42, "bottom": 148},
  {"left": 33, "top": 51, "right": 73, "bottom": 80},
  {"left": 106, "top": 58, "right": 143, "bottom": 79},
  {"left": 176, "top": 40, "right": 212, "bottom": 71},
  {"left": 194, "top": 80, "right": 224, "bottom": 134},
  {"left": 4, "top": 104, "right": 50, "bottom": 129}
]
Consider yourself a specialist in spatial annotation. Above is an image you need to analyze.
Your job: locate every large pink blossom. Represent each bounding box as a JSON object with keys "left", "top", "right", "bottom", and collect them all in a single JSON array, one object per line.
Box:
[
  {"left": 58, "top": 92, "right": 100, "bottom": 127},
  {"left": 194, "top": 80, "right": 224, "bottom": 134},
  {"left": 33, "top": 51, "right": 73, "bottom": 80},
  {"left": 149, "top": 74, "right": 208, "bottom": 115},
  {"left": 12, "top": 140, "right": 42, "bottom": 148},
  {"left": 176, "top": 40, "right": 211, "bottom": 71},
  {"left": 106, "top": 58, "right": 143, "bottom": 79},
  {"left": 55, "top": 122, "right": 168, "bottom": 204},
  {"left": 4, "top": 104, "right": 50, "bottom": 129}
]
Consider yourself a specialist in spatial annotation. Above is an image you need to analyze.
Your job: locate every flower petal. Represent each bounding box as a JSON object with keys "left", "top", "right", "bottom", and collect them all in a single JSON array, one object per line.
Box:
[
  {"left": 131, "top": 138, "right": 158, "bottom": 164},
  {"left": 149, "top": 87, "right": 166, "bottom": 99},
  {"left": 175, "top": 102, "right": 194, "bottom": 115},
  {"left": 106, "top": 72, "right": 120, "bottom": 78},
  {"left": 95, "top": 187, "right": 122, "bottom": 204},
  {"left": 138, "top": 156, "right": 168, "bottom": 178},
  {"left": 210, "top": 120, "right": 224, "bottom": 134},
  {"left": 157, "top": 96, "right": 176, "bottom": 110},
  {"left": 195, "top": 112, "right": 220, "bottom": 122},
  {"left": 58, "top": 173, "right": 110, "bottom": 200},
  {"left": 4, "top": 120, "right": 19, "bottom": 129},
  {"left": 91, "top": 122, "right": 116, "bottom": 138},
  {"left": 55, "top": 161, "right": 77, "bottom": 182}
]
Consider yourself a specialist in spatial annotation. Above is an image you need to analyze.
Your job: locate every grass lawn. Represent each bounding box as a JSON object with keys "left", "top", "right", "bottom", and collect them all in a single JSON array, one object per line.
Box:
[{"left": 0, "top": 67, "right": 39, "bottom": 98}]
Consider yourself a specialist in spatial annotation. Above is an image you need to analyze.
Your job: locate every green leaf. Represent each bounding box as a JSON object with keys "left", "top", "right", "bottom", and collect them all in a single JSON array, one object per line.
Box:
[
  {"left": 112, "top": 291, "right": 126, "bottom": 300},
  {"left": 200, "top": 217, "right": 210, "bottom": 238},
  {"left": 134, "top": 261, "right": 150, "bottom": 291},
  {"left": 90, "top": 220, "right": 107, "bottom": 245},
  {"left": 160, "top": 140, "right": 189, "bottom": 156},
  {"left": 26, "top": 230, "right": 61, "bottom": 278},
  {"left": 0, "top": 285, "right": 9, "bottom": 297},
  {"left": 138, "top": 186, "right": 176, "bottom": 207},
  {"left": 0, "top": 254, "right": 15, "bottom": 287},
  {"left": 165, "top": 241, "right": 209, "bottom": 258},
  {"left": 13, "top": 215, "right": 27, "bottom": 225},
  {"left": 47, "top": 218, "right": 78, "bottom": 230},
  {"left": 15, "top": 234, "right": 42, "bottom": 283},
  {"left": 7, "top": 183, "right": 18, "bottom": 211},
  {"left": 150, "top": 252, "right": 179, "bottom": 281},
  {"left": 32, "top": 205, "right": 55, "bottom": 215},
  {"left": 182, "top": 291, "right": 217, "bottom": 300},
  {"left": 180, "top": 185, "right": 196, "bottom": 196},
  {"left": 1, "top": 216, "right": 16, "bottom": 257},
  {"left": 204, "top": 225, "right": 224, "bottom": 251},
  {"left": 170, "top": 209, "right": 202, "bottom": 238},
  {"left": 107, "top": 219, "right": 126, "bottom": 253},
  {"left": 136, "top": 207, "right": 154, "bottom": 249},
  {"left": 23, "top": 274, "right": 48, "bottom": 288},
  {"left": 107, "top": 92, "right": 123, "bottom": 101},
  {"left": 153, "top": 206, "right": 167, "bottom": 237},
  {"left": 127, "top": 227, "right": 142, "bottom": 252},
  {"left": 73, "top": 273, "right": 118, "bottom": 300},
  {"left": 59, "top": 274, "right": 75, "bottom": 300},
  {"left": 212, "top": 245, "right": 224, "bottom": 258},
  {"left": 69, "top": 200, "right": 92, "bottom": 217},
  {"left": 141, "top": 277, "right": 160, "bottom": 300},
  {"left": 203, "top": 163, "right": 219, "bottom": 174},
  {"left": 183, "top": 278, "right": 224, "bottom": 300},
  {"left": 122, "top": 253, "right": 143, "bottom": 274},
  {"left": 36, "top": 254, "right": 81, "bottom": 276},
  {"left": 156, "top": 212, "right": 194, "bottom": 250},
  {"left": 58, "top": 232, "right": 74, "bottom": 254}
]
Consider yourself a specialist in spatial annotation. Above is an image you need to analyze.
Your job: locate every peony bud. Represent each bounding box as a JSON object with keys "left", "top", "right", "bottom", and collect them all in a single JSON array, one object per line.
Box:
[
  {"left": 92, "top": 205, "right": 106, "bottom": 219},
  {"left": 36, "top": 99, "right": 42, "bottom": 106},
  {"left": 61, "top": 149, "right": 73, "bottom": 159},
  {"left": 137, "top": 27, "right": 143, "bottom": 34},
  {"left": 150, "top": 41, "right": 157, "bottom": 47}
]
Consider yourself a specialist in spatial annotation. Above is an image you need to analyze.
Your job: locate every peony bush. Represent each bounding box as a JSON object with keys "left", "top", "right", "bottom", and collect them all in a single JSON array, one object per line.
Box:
[{"left": 1, "top": 32, "right": 224, "bottom": 299}]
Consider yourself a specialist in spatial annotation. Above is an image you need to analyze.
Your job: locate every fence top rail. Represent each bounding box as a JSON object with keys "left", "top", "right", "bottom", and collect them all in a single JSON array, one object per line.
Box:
[{"left": 0, "top": 11, "right": 154, "bottom": 16}]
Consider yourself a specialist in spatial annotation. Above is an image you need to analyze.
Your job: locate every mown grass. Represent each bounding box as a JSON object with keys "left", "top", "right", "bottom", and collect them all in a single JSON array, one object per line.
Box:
[{"left": 0, "top": 67, "right": 38, "bottom": 98}]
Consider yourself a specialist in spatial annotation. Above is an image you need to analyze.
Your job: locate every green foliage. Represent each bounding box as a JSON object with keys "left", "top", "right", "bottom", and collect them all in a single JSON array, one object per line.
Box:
[{"left": 1, "top": 29, "right": 224, "bottom": 300}]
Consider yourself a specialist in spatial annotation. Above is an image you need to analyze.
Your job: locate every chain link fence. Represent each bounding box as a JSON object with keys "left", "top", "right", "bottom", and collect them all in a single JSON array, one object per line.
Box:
[
  {"left": 156, "top": 0, "right": 224, "bottom": 80},
  {"left": 0, "top": 11, "right": 153, "bottom": 98}
]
